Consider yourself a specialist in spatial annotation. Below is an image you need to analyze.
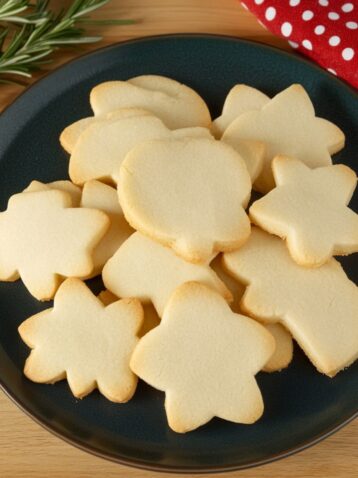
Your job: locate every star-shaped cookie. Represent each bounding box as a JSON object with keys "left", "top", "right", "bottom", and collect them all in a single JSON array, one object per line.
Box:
[
  {"left": 0, "top": 189, "right": 109, "bottom": 300},
  {"left": 250, "top": 157, "right": 358, "bottom": 267},
  {"left": 130, "top": 282, "right": 275, "bottom": 433},
  {"left": 102, "top": 232, "right": 232, "bottom": 316},
  {"left": 19, "top": 279, "right": 143, "bottom": 402},
  {"left": 224, "top": 84, "right": 345, "bottom": 193},
  {"left": 223, "top": 227, "right": 358, "bottom": 377}
]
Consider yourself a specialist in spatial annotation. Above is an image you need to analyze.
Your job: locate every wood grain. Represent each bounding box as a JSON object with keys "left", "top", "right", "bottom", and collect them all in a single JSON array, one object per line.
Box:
[{"left": 0, "top": 1, "right": 356, "bottom": 477}]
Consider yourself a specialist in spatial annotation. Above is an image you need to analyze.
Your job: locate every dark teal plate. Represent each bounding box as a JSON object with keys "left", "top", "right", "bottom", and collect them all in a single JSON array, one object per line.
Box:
[{"left": 0, "top": 35, "right": 357, "bottom": 473}]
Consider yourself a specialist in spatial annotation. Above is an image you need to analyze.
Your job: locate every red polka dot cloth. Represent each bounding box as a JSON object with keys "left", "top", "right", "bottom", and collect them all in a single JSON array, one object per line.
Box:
[{"left": 240, "top": 1, "right": 358, "bottom": 88}]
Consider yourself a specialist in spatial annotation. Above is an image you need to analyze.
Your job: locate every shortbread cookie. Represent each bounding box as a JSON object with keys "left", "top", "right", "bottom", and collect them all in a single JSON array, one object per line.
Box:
[
  {"left": 224, "top": 85, "right": 345, "bottom": 193},
  {"left": 98, "top": 289, "right": 118, "bottom": 306},
  {"left": 99, "top": 289, "right": 160, "bottom": 337},
  {"left": 223, "top": 227, "right": 358, "bottom": 377},
  {"left": 90, "top": 75, "right": 211, "bottom": 129},
  {"left": 69, "top": 115, "right": 212, "bottom": 186},
  {"left": 212, "top": 85, "right": 269, "bottom": 138},
  {"left": 24, "top": 180, "right": 82, "bottom": 206},
  {"left": 210, "top": 255, "right": 245, "bottom": 312},
  {"left": 211, "top": 255, "right": 293, "bottom": 372},
  {"left": 250, "top": 157, "right": 358, "bottom": 267},
  {"left": 139, "top": 303, "right": 161, "bottom": 337},
  {"left": 262, "top": 324, "right": 294, "bottom": 373},
  {"left": 19, "top": 279, "right": 142, "bottom": 402},
  {"left": 60, "top": 108, "right": 152, "bottom": 154},
  {"left": 119, "top": 138, "right": 252, "bottom": 263},
  {"left": 220, "top": 138, "right": 265, "bottom": 182},
  {"left": 81, "top": 180, "right": 133, "bottom": 275},
  {"left": 102, "top": 232, "right": 232, "bottom": 316},
  {"left": 0, "top": 189, "right": 109, "bottom": 300},
  {"left": 130, "top": 282, "right": 275, "bottom": 433}
]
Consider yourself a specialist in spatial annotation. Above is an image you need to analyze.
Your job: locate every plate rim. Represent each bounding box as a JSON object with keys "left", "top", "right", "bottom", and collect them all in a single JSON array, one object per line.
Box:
[{"left": 0, "top": 33, "right": 357, "bottom": 473}]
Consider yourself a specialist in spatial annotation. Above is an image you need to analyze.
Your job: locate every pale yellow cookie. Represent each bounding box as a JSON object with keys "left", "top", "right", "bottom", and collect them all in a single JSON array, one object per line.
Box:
[
  {"left": 0, "top": 189, "right": 109, "bottom": 300},
  {"left": 210, "top": 254, "right": 245, "bottom": 312},
  {"left": 90, "top": 75, "right": 211, "bottom": 129},
  {"left": 250, "top": 156, "right": 358, "bottom": 267},
  {"left": 220, "top": 138, "right": 265, "bottom": 183},
  {"left": 223, "top": 227, "right": 358, "bottom": 377},
  {"left": 119, "top": 138, "right": 252, "bottom": 263},
  {"left": 80, "top": 180, "right": 133, "bottom": 276},
  {"left": 130, "top": 282, "right": 275, "bottom": 433},
  {"left": 102, "top": 232, "right": 232, "bottom": 316},
  {"left": 211, "top": 255, "right": 293, "bottom": 372},
  {"left": 212, "top": 85, "right": 269, "bottom": 138},
  {"left": 24, "top": 180, "right": 82, "bottom": 206},
  {"left": 98, "top": 289, "right": 118, "bottom": 306},
  {"left": 138, "top": 303, "right": 161, "bottom": 337},
  {"left": 262, "top": 324, "right": 294, "bottom": 373},
  {"left": 224, "top": 85, "right": 345, "bottom": 193},
  {"left": 98, "top": 289, "right": 160, "bottom": 338},
  {"left": 60, "top": 108, "right": 152, "bottom": 154},
  {"left": 69, "top": 115, "right": 212, "bottom": 186},
  {"left": 19, "top": 279, "right": 142, "bottom": 402}
]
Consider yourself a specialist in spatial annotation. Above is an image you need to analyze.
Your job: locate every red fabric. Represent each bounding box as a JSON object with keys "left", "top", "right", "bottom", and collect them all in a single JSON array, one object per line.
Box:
[{"left": 240, "top": 0, "right": 358, "bottom": 88}]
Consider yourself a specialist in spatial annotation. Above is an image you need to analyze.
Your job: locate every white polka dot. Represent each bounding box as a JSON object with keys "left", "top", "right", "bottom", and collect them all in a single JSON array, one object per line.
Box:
[
  {"left": 328, "top": 12, "right": 340, "bottom": 20},
  {"left": 289, "top": 40, "right": 299, "bottom": 49},
  {"left": 302, "top": 10, "right": 314, "bottom": 20},
  {"left": 254, "top": 0, "right": 264, "bottom": 4},
  {"left": 265, "top": 6, "right": 276, "bottom": 21},
  {"left": 342, "top": 47, "right": 355, "bottom": 60},
  {"left": 314, "top": 25, "right": 325, "bottom": 35},
  {"left": 289, "top": 0, "right": 300, "bottom": 6},
  {"left": 346, "top": 21, "right": 358, "bottom": 29},
  {"left": 319, "top": 0, "right": 329, "bottom": 6},
  {"left": 241, "top": 2, "right": 248, "bottom": 10},
  {"left": 302, "top": 39, "right": 313, "bottom": 50},
  {"left": 342, "top": 3, "right": 354, "bottom": 12},
  {"left": 327, "top": 68, "right": 337, "bottom": 75},
  {"left": 281, "top": 22, "right": 293, "bottom": 37},
  {"left": 329, "top": 35, "right": 341, "bottom": 46}
]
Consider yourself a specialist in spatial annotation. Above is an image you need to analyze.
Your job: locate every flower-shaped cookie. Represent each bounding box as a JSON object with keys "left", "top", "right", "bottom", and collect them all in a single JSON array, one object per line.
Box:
[
  {"left": 223, "top": 228, "right": 358, "bottom": 377},
  {"left": 250, "top": 157, "right": 358, "bottom": 267},
  {"left": 19, "top": 279, "right": 143, "bottom": 402},
  {"left": 0, "top": 189, "right": 109, "bottom": 300},
  {"left": 130, "top": 282, "right": 274, "bottom": 433},
  {"left": 224, "top": 84, "right": 345, "bottom": 193},
  {"left": 119, "top": 138, "right": 252, "bottom": 263}
]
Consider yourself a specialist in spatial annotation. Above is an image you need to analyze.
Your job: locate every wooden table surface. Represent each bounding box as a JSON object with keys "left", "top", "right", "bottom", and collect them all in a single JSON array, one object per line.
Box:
[{"left": 0, "top": 1, "right": 357, "bottom": 477}]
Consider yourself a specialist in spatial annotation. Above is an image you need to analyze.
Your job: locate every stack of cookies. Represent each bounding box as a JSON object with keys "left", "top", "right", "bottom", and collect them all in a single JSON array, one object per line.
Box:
[{"left": 1, "top": 75, "right": 357, "bottom": 433}]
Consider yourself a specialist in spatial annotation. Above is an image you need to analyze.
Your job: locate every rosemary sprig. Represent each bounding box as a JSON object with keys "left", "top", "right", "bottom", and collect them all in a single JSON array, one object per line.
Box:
[{"left": 0, "top": 0, "right": 133, "bottom": 84}]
